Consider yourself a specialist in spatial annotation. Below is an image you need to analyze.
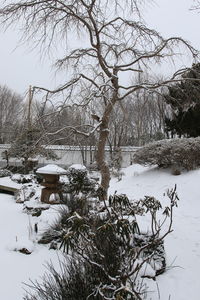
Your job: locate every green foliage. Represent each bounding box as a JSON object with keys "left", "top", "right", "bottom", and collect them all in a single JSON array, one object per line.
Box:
[
  {"left": 165, "top": 63, "right": 200, "bottom": 137},
  {"left": 133, "top": 137, "right": 200, "bottom": 171}
]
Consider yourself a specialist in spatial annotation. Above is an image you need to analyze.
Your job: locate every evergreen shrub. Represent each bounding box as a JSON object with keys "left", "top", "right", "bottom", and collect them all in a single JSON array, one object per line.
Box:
[
  {"left": 63, "top": 164, "right": 96, "bottom": 195},
  {"left": 133, "top": 137, "right": 200, "bottom": 171},
  {"left": 33, "top": 189, "right": 179, "bottom": 300}
]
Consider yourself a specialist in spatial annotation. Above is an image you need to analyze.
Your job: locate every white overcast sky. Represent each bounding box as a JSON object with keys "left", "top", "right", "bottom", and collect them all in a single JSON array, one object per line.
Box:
[{"left": 0, "top": 0, "right": 199, "bottom": 96}]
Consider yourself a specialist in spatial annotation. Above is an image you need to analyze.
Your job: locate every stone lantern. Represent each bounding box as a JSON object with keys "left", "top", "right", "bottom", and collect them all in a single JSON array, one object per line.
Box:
[{"left": 36, "top": 164, "right": 67, "bottom": 204}]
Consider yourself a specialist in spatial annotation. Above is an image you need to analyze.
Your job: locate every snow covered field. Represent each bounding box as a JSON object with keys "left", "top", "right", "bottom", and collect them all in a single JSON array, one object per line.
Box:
[{"left": 0, "top": 164, "right": 200, "bottom": 299}]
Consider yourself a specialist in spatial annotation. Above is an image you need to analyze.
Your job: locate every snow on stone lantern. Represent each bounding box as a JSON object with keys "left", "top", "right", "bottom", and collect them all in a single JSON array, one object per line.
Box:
[{"left": 36, "top": 164, "right": 67, "bottom": 204}]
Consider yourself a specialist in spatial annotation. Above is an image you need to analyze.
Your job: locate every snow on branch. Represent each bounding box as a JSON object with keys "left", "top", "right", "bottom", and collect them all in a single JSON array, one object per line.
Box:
[{"left": 45, "top": 122, "right": 102, "bottom": 138}]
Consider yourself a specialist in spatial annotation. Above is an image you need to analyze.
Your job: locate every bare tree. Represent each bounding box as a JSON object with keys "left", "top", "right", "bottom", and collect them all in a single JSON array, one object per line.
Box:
[
  {"left": 127, "top": 87, "right": 167, "bottom": 146},
  {"left": 0, "top": 0, "right": 197, "bottom": 199},
  {"left": 0, "top": 85, "right": 22, "bottom": 143}
]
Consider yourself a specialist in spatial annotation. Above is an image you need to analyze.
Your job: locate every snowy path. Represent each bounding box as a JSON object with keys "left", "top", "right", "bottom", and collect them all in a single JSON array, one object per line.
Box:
[
  {"left": 156, "top": 184, "right": 200, "bottom": 300},
  {"left": 158, "top": 212, "right": 200, "bottom": 300},
  {"left": 0, "top": 193, "right": 60, "bottom": 300},
  {"left": 157, "top": 170, "right": 200, "bottom": 300},
  {"left": 109, "top": 165, "right": 200, "bottom": 300}
]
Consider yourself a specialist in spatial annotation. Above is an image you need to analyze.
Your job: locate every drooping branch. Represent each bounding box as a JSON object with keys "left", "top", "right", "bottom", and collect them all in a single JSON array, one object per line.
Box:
[{"left": 0, "top": 0, "right": 198, "bottom": 199}]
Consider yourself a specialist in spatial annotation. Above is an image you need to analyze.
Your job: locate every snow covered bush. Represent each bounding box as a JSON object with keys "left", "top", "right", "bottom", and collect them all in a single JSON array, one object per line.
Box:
[
  {"left": 111, "top": 168, "right": 125, "bottom": 181},
  {"left": 60, "top": 164, "right": 97, "bottom": 214},
  {"left": 29, "top": 187, "right": 179, "bottom": 300},
  {"left": 110, "top": 147, "right": 122, "bottom": 170},
  {"left": 133, "top": 137, "right": 200, "bottom": 171},
  {"left": 24, "top": 257, "right": 114, "bottom": 300},
  {"left": 0, "top": 169, "right": 12, "bottom": 177},
  {"left": 63, "top": 164, "right": 96, "bottom": 196},
  {"left": 11, "top": 174, "right": 37, "bottom": 184}
]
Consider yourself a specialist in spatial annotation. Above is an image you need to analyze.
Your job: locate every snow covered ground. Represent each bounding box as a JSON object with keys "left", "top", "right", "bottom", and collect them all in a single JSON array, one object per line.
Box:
[
  {"left": 109, "top": 165, "right": 200, "bottom": 300},
  {"left": 0, "top": 193, "right": 62, "bottom": 299},
  {"left": 0, "top": 164, "right": 200, "bottom": 299}
]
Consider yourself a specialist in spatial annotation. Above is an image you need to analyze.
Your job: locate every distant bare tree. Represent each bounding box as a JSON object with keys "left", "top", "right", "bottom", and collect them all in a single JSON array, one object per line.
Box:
[
  {"left": 0, "top": 85, "right": 22, "bottom": 143},
  {"left": 128, "top": 87, "right": 167, "bottom": 146},
  {"left": 0, "top": 0, "right": 197, "bottom": 199},
  {"left": 108, "top": 80, "right": 167, "bottom": 148}
]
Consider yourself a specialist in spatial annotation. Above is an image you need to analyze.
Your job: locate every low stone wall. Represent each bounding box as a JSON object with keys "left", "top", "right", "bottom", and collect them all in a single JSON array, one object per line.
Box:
[{"left": 0, "top": 144, "right": 139, "bottom": 168}]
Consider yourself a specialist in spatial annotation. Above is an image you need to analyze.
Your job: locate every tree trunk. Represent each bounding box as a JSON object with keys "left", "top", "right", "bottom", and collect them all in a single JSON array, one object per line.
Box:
[
  {"left": 96, "top": 121, "right": 110, "bottom": 201},
  {"left": 96, "top": 72, "right": 119, "bottom": 200}
]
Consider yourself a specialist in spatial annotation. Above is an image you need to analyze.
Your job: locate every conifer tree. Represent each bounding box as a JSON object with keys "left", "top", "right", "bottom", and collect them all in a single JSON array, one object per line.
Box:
[{"left": 165, "top": 63, "right": 200, "bottom": 137}]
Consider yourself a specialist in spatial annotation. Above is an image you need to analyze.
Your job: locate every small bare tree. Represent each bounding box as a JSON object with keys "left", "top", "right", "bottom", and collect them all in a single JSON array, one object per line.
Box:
[{"left": 0, "top": 0, "right": 197, "bottom": 199}]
